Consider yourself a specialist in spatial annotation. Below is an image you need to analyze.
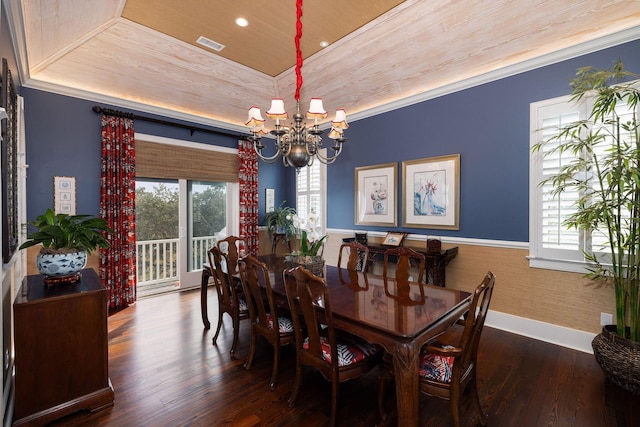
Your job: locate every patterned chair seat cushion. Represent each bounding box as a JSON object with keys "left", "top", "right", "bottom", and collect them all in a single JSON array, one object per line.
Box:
[
  {"left": 303, "top": 335, "right": 380, "bottom": 367},
  {"left": 232, "top": 298, "right": 248, "bottom": 313},
  {"left": 265, "top": 313, "right": 294, "bottom": 334},
  {"left": 418, "top": 342, "right": 456, "bottom": 383}
]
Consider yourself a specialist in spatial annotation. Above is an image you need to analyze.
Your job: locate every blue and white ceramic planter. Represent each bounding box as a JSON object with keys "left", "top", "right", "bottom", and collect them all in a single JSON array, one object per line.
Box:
[{"left": 36, "top": 251, "right": 87, "bottom": 277}]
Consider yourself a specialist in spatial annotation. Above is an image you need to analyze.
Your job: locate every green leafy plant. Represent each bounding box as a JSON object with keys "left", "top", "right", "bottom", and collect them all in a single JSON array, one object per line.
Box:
[
  {"left": 297, "top": 230, "right": 326, "bottom": 257},
  {"left": 263, "top": 202, "right": 296, "bottom": 240},
  {"left": 19, "top": 208, "right": 112, "bottom": 255},
  {"left": 532, "top": 59, "right": 640, "bottom": 341}
]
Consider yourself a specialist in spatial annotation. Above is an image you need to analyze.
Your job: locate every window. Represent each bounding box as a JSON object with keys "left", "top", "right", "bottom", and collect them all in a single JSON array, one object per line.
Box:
[
  {"left": 530, "top": 94, "right": 636, "bottom": 273},
  {"left": 296, "top": 150, "right": 327, "bottom": 229}
]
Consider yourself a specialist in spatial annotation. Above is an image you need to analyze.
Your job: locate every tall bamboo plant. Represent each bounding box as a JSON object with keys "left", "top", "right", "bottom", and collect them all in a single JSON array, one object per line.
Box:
[{"left": 532, "top": 60, "right": 640, "bottom": 341}]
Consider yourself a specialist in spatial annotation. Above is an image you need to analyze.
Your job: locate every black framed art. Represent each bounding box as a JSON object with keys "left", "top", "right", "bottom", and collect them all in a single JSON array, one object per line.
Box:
[{"left": 2, "top": 58, "right": 19, "bottom": 263}]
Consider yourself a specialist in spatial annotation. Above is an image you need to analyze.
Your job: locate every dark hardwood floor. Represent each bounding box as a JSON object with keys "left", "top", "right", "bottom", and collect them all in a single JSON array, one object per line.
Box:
[{"left": 48, "top": 288, "right": 640, "bottom": 427}]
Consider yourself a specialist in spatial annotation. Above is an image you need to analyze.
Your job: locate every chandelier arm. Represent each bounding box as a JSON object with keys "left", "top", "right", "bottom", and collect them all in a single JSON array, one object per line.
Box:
[
  {"left": 252, "top": 140, "right": 284, "bottom": 163},
  {"left": 280, "top": 134, "right": 293, "bottom": 158},
  {"left": 314, "top": 144, "right": 344, "bottom": 164}
]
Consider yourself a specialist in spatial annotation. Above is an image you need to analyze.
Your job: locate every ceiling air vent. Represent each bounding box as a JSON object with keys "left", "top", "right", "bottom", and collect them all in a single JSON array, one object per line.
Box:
[{"left": 196, "top": 36, "right": 225, "bottom": 52}]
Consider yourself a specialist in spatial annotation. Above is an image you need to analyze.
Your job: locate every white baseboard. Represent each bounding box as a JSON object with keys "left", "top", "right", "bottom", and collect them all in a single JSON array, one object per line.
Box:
[{"left": 486, "top": 310, "right": 596, "bottom": 354}]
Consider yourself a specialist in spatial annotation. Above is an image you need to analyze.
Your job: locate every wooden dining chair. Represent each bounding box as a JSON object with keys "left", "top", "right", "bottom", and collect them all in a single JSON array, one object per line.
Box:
[
  {"left": 238, "top": 255, "right": 295, "bottom": 390},
  {"left": 383, "top": 246, "right": 426, "bottom": 284},
  {"left": 284, "top": 266, "right": 383, "bottom": 427},
  {"left": 208, "top": 246, "right": 250, "bottom": 359},
  {"left": 337, "top": 241, "right": 369, "bottom": 272},
  {"left": 378, "top": 271, "right": 496, "bottom": 427},
  {"left": 216, "top": 235, "right": 247, "bottom": 279}
]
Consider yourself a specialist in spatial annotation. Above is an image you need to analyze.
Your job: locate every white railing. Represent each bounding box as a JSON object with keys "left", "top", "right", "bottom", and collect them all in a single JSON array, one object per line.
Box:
[
  {"left": 191, "top": 235, "right": 217, "bottom": 271},
  {"left": 136, "top": 238, "right": 179, "bottom": 286},
  {"left": 136, "top": 235, "right": 217, "bottom": 289}
]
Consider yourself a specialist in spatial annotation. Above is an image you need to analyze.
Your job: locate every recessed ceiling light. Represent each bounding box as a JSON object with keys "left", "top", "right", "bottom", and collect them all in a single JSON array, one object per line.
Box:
[
  {"left": 320, "top": 41, "right": 329, "bottom": 48},
  {"left": 236, "top": 17, "right": 248, "bottom": 27}
]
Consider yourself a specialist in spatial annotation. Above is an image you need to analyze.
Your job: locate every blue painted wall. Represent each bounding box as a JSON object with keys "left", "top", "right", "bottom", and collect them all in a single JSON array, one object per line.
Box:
[
  {"left": 328, "top": 39, "right": 640, "bottom": 242},
  {"left": 21, "top": 38, "right": 640, "bottom": 242},
  {"left": 21, "top": 89, "right": 288, "bottom": 222}
]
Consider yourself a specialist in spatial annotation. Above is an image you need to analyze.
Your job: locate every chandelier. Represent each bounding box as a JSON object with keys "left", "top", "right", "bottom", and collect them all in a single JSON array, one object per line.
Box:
[{"left": 245, "top": 0, "right": 348, "bottom": 169}]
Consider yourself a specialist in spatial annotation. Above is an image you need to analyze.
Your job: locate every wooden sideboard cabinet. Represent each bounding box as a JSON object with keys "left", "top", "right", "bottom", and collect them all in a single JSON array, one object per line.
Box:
[
  {"left": 365, "top": 244, "right": 458, "bottom": 287},
  {"left": 13, "top": 268, "right": 114, "bottom": 426}
]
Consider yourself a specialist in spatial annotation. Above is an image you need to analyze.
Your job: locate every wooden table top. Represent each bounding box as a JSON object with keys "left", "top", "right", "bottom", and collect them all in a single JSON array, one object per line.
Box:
[{"left": 258, "top": 254, "right": 470, "bottom": 339}]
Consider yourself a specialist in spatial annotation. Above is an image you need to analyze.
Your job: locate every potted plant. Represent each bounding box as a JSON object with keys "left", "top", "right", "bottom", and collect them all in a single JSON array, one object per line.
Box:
[
  {"left": 19, "top": 208, "right": 112, "bottom": 282},
  {"left": 284, "top": 209, "right": 327, "bottom": 277},
  {"left": 532, "top": 59, "right": 640, "bottom": 393},
  {"left": 263, "top": 202, "right": 296, "bottom": 241}
]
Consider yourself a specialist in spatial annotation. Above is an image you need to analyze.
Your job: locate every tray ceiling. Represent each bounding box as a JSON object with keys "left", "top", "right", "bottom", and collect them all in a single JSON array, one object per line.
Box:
[{"left": 7, "top": 0, "right": 640, "bottom": 134}]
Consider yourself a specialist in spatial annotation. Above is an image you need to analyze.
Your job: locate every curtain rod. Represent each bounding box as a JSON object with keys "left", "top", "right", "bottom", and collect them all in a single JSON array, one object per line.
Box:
[{"left": 91, "top": 106, "right": 243, "bottom": 138}]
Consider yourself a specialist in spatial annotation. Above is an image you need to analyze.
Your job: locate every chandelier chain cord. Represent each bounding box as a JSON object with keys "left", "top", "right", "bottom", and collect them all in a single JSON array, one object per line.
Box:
[{"left": 295, "top": 0, "right": 303, "bottom": 102}]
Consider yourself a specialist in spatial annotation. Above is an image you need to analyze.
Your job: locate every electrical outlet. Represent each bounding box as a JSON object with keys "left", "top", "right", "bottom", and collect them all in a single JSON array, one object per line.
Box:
[{"left": 600, "top": 312, "right": 613, "bottom": 326}]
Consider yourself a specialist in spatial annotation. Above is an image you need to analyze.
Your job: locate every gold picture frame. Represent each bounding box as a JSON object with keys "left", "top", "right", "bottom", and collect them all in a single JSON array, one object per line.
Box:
[
  {"left": 382, "top": 231, "right": 407, "bottom": 246},
  {"left": 355, "top": 162, "right": 397, "bottom": 226},
  {"left": 402, "top": 154, "right": 460, "bottom": 230}
]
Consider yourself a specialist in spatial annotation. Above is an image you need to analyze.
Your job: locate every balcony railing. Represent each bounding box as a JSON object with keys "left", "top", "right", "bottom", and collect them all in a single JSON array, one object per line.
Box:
[{"left": 136, "top": 235, "right": 217, "bottom": 295}]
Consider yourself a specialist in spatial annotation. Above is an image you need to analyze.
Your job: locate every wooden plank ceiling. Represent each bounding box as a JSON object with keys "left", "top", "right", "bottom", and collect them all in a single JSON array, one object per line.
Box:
[{"left": 12, "top": 0, "right": 640, "bottom": 133}]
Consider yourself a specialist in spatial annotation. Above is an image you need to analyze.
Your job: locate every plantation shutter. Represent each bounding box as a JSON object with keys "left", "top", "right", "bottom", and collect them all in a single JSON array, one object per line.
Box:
[
  {"left": 295, "top": 150, "right": 327, "bottom": 230},
  {"left": 530, "top": 95, "right": 636, "bottom": 268},
  {"left": 539, "top": 106, "right": 582, "bottom": 253},
  {"left": 296, "top": 159, "right": 321, "bottom": 219},
  {"left": 531, "top": 97, "right": 586, "bottom": 263}
]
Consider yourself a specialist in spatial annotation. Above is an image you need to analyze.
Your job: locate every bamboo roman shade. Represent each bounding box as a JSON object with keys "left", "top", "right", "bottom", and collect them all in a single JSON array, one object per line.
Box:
[{"left": 136, "top": 140, "right": 238, "bottom": 182}]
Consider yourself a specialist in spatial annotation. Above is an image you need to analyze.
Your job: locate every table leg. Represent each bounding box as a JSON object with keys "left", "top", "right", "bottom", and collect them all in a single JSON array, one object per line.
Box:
[
  {"left": 392, "top": 342, "right": 420, "bottom": 427},
  {"left": 201, "top": 267, "right": 212, "bottom": 329}
]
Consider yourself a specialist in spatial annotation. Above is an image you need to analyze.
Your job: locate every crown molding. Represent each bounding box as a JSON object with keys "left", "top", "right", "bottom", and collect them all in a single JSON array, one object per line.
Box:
[
  {"left": 22, "top": 78, "right": 249, "bottom": 136},
  {"left": 347, "top": 26, "right": 640, "bottom": 124}
]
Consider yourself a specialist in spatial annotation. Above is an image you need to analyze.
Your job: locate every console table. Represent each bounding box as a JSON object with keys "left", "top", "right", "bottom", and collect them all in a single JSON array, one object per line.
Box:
[
  {"left": 364, "top": 244, "right": 458, "bottom": 287},
  {"left": 13, "top": 268, "right": 114, "bottom": 426}
]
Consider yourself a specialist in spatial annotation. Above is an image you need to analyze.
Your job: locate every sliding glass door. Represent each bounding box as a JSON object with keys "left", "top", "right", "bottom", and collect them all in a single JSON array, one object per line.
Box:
[{"left": 136, "top": 178, "right": 238, "bottom": 297}]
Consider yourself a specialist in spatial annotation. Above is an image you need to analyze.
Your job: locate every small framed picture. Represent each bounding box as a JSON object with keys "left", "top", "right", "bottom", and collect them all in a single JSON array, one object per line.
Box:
[
  {"left": 265, "top": 188, "right": 275, "bottom": 213},
  {"left": 382, "top": 231, "right": 407, "bottom": 246},
  {"left": 355, "top": 162, "right": 397, "bottom": 226},
  {"left": 54, "top": 176, "right": 76, "bottom": 215}
]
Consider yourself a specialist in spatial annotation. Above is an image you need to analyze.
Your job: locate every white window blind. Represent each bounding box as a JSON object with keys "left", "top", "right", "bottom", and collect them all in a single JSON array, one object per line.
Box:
[
  {"left": 296, "top": 151, "right": 326, "bottom": 229},
  {"left": 531, "top": 96, "right": 588, "bottom": 270},
  {"left": 530, "top": 93, "right": 636, "bottom": 272}
]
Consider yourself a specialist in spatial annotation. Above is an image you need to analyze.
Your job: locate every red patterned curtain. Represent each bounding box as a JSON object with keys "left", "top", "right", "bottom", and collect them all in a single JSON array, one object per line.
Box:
[
  {"left": 100, "top": 114, "right": 137, "bottom": 308},
  {"left": 239, "top": 139, "right": 259, "bottom": 256}
]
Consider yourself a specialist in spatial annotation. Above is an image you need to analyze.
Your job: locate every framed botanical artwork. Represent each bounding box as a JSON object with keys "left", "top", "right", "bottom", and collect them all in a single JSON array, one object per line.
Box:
[
  {"left": 382, "top": 231, "right": 407, "bottom": 246},
  {"left": 402, "top": 154, "right": 460, "bottom": 230},
  {"left": 54, "top": 176, "right": 76, "bottom": 215},
  {"left": 355, "top": 162, "right": 397, "bottom": 226}
]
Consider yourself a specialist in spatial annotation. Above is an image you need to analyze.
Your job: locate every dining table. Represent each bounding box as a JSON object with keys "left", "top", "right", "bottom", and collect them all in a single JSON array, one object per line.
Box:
[{"left": 257, "top": 254, "right": 471, "bottom": 427}]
